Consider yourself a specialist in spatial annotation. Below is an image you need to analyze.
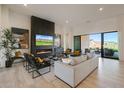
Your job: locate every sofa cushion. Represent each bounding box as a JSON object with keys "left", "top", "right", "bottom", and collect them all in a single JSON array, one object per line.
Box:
[
  {"left": 86, "top": 52, "right": 95, "bottom": 59},
  {"left": 62, "top": 58, "right": 73, "bottom": 64},
  {"left": 69, "top": 55, "right": 87, "bottom": 66},
  {"left": 36, "top": 57, "right": 44, "bottom": 63}
]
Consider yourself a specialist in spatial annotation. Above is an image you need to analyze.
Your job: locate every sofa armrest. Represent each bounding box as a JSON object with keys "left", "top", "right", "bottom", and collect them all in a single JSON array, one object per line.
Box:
[
  {"left": 54, "top": 61, "right": 75, "bottom": 87},
  {"left": 54, "top": 57, "right": 99, "bottom": 87}
]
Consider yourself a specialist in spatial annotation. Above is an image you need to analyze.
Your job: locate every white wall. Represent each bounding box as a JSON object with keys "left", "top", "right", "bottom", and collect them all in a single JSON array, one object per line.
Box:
[
  {"left": 0, "top": 5, "right": 2, "bottom": 24},
  {"left": 0, "top": 5, "right": 31, "bottom": 67},
  {"left": 116, "top": 16, "right": 124, "bottom": 62},
  {"left": 73, "top": 16, "right": 124, "bottom": 61},
  {"left": 0, "top": 5, "right": 10, "bottom": 67},
  {"left": 55, "top": 24, "right": 64, "bottom": 48},
  {"left": 0, "top": 5, "right": 3, "bottom": 67},
  {"left": 68, "top": 29, "right": 73, "bottom": 49},
  {"left": 1, "top": 5, "right": 10, "bottom": 28},
  {"left": 10, "top": 11, "right": 30, "bottom": 30},
  {"left": 9, "top": 10, "right": 31, "bottom": 54},
  {"left": 63, "top": 26, "right": 73, "bottom": 51},
  {"left": 55, "top": 24, "right": 73, "bottom": 51},
  {"left": 81, "top": 35, "right": 90, "bottom": 53}
]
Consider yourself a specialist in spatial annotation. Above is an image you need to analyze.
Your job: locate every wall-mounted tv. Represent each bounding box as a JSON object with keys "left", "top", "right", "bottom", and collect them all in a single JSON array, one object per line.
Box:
[{"left": 36, "top": 34, "right": 53, "bottom": 46}]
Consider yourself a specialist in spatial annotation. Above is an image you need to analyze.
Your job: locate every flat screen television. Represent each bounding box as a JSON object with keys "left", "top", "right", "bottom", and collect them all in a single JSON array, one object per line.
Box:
[{"left": 36, "top": 34, "right": 53, "bottom": 46}]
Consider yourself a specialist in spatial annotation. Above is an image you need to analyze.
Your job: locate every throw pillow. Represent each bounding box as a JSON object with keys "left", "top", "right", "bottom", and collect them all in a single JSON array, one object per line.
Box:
[
  {"left": 86, "top": 52, "right": 95, "bottom": 59},
  {"left": 62, "top": 58, "right": 72, "bottom": 64},
  {"left": 36, "top": 57, "right": 44, "bottom": 63},
  {"left": 69, "top": 55, "right": 87, "bottom": 66}
]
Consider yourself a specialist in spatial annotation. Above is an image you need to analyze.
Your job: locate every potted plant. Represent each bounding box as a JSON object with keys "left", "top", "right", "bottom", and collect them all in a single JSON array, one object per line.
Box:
[{"left": 0, "top": 28, "right": 16, "bottom": 67}]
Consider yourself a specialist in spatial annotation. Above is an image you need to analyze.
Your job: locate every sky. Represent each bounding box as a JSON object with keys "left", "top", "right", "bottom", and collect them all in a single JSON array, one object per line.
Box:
[{"left": 89, "top": 32, "right": 118, "bottom": 43}]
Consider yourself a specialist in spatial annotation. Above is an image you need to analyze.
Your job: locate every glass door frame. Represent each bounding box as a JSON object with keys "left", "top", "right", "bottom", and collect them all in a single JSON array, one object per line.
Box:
[{"left": 101, "top": 31, "right": 119, "bottom": 60}]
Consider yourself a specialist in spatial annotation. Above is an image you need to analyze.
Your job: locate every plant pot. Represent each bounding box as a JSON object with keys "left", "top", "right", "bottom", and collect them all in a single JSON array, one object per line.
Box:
[{"left": 6, "top": 59, "right": 13, "bottom": 68}]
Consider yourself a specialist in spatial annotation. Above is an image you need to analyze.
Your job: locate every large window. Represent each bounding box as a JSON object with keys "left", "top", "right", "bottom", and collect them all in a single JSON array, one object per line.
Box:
[
  {"left": 74, "top": 31, "right": 119, "bottom": 59},
  {"left": 89, "top": 34, "right": 101, "bottom": 55},
  {"left": 103, "top": 32, "right": 119, "bottom": 59}
]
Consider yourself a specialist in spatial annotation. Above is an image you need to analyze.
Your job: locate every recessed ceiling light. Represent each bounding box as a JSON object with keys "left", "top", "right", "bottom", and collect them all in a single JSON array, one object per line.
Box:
[
  {"left": 99, "top": 8, "right": 103, "bottom": 11},
  {"left": 24, "top": 4, "right": 27, "bottom": 7},
  {"left": 86, "top": 20, "right": 91, "bottom": 23},
  {"left": 66, "top": 20, "right": 69, "bottom": 24}
]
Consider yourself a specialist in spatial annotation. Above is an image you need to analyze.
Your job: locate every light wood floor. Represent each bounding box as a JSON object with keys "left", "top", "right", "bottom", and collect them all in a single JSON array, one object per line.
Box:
[{"left": 0, "top": 58, "right": 124, "bottom": 88}]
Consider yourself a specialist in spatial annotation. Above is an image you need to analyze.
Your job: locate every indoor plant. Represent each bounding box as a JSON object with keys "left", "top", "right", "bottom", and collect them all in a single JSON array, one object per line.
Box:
[{"left": 0, "top": 28, "right": 16, "bottom": 67}]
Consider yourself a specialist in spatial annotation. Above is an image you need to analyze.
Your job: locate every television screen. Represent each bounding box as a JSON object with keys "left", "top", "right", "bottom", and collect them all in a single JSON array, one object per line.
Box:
[{"left": 36, "top": 34, "right": 53, "bottom": 46}]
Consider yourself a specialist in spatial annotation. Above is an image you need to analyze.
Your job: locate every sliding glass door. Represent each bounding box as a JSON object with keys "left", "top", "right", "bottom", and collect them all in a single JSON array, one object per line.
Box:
[
  {"left": 89, "top": 34, "right": 101, "bottom": 55},
  {"left": 102, "top": 32, "right": 119, "bottom": 59},
  {"left": 74, "top": 31, "right": 119, "bottom": 60}
]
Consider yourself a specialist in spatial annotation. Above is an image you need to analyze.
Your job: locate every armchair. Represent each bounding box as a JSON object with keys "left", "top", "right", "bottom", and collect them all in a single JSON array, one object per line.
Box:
[{"left": 24, "top": 53, "right": 51, "bottom": 79}]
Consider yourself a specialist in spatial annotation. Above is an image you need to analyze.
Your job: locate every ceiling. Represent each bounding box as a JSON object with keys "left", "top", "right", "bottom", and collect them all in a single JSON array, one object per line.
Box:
[{"left": 6, "top": 4, "right": 124, "bottom": 27}]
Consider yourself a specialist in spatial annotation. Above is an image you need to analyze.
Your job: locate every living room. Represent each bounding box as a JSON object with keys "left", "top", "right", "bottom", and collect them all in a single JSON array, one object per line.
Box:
[{"left": 1, "top": 1, "right": 124, "bottom": 90}]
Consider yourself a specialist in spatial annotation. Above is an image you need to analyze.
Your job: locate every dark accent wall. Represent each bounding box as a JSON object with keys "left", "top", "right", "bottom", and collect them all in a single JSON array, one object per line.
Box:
[{"left": 31, "top": 16, "right": 55, "bottom": 55}]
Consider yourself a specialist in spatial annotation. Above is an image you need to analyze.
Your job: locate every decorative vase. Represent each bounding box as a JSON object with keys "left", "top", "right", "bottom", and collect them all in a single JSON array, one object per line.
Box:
[{"left": 5, "top": 59, "right": 13, "bottom": 68}]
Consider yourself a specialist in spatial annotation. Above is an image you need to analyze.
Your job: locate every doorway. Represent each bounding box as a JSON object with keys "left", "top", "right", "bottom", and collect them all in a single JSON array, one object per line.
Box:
[
  {"left": 74, "top": 31, "right": 119, "bottom": 60},
  {"left": 101, "top": 31, "right": 119, "bottom": 59},
  {"left": 74, "top": 36, "right": 81, "bottom": 51}
]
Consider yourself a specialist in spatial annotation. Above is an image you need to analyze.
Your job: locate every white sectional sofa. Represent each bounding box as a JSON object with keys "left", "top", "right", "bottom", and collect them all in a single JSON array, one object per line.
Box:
[{"left": 54, "top": 56, "right": 99, "bottom": 87}]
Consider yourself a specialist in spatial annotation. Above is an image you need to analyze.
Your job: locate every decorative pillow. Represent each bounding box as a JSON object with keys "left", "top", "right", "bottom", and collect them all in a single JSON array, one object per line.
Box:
[
  {"left": 62, "top": 58, "right": 72, "bottom": 64},
  {"left": 36, "top": 57, "right": 44, "bottom": 63},
  {"left": 69, "top": 59, "right": 78, "bottom": 66},
  {"left": 15, "top": 51, "right": 21, "bottom": 57},
  {"left": 86, "top": 52, "right": 95, "bottom": 59},
  {"left": 69, "top": 55, "right": 87, "bottom": 66},
  {"left": 73, "top": 51, "right": 80, "bottom": 55},
  {"left": 81, "top": 55, "right": 88, "bottom": 61},
  {"left": 29, "top": 53, "right": 34, "bottom": 57}
]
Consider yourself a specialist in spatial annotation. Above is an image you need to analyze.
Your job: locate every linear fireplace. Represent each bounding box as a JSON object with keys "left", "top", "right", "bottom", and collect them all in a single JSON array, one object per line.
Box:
[{"left": 36, "top": 49, "right": 52, "bottom": 54}]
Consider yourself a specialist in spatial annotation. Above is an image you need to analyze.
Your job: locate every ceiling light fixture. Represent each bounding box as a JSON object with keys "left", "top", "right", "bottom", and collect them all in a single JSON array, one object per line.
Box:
[
  {"left": 24, "top": 4, "right": 27, "bottom": 7},
  {"left": 66, "top": 20, "right": 69, "bottom": 24},
  {"left": 86, "top": 20, "right": 91, "bottom": 23},
  {"left": 99, "top": 8, "right": 103, "bottom": 11}
]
